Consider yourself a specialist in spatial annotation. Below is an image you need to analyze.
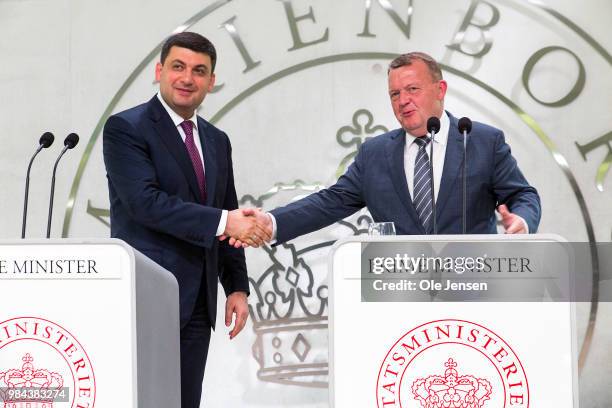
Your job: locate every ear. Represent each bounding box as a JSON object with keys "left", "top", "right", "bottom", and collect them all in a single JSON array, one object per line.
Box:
[
  {"left": 155, "top": 62, "right": 162, "bottom": 82},
  {"left": 207, "top": 73, "right": 216, "bottom": 92},
  {"left": 437, "top": 80, "right": 448, "bottom": 101}
]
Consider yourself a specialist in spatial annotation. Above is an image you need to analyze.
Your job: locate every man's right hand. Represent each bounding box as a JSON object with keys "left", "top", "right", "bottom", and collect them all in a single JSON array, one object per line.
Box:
[{"left": 223, "top": 208, "right": 272, "bottom": 248}]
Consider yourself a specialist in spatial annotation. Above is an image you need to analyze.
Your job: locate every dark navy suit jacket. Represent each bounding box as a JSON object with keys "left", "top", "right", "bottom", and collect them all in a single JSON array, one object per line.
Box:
[
  {"left": 271, "top": 112, "right": 541, "bottom": 243},
  {"left": 103, "top": 96, "right": 248, "bottom": 328}
]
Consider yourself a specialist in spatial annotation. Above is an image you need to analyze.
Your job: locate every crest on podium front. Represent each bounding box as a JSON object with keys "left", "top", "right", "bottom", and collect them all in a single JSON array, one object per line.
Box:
[
  {"left": 0, "top": 353, "right": 64, "bottom": 407},
  {"left": 412, "top": 357, "right": 492, "bottom": 408}
]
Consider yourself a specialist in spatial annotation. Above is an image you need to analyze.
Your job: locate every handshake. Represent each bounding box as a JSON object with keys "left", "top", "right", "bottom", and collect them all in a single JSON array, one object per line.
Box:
[{"left": 221, "top": 208, "right": 273, "bottom": 248}]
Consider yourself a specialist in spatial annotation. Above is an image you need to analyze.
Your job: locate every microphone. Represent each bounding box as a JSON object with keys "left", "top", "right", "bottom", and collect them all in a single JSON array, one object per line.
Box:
[
  {"left": 426, "top": 117, "right": 441, "bottom": 235},
  {"left": 427, "top": 117, "right": 441, "bottom": 134},
  {"left": 21, "top": 132, "right": 55, "bottom": 238},
  {"left": 458, "top": 117, "right": 473, "bottom": 234},
  {"left": 458, "top": 117, "right": 472, "bottom": 134},
  {"left": 46, "top": 133, "right": 79, "bottom": 238}
]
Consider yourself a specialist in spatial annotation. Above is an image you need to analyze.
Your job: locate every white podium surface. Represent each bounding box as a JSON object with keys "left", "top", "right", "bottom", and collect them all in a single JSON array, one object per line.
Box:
[
  {"left": 329, "top": 235, "right": 579, "bottom": 408},
  {"left": 0, "top": 239, "right": 180, "bottom": 408}
]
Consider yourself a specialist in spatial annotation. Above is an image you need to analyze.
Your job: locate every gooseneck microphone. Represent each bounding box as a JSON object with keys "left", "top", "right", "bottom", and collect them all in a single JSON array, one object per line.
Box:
[
  {"left": 458, "top": 117, "right": 473, "bottom": 234},
  {"left": 46, "top": 133, "right": 79, "bottom": 238},
  {"left": 426, "top": 117, "right": 441, "bottom": 234},
  {"left": 21, "top": 132, "right": 55, "bottom": 238}
]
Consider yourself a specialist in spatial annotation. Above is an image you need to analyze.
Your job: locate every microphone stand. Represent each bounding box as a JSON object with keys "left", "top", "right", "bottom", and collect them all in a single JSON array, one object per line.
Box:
[
  {"left": 462, "top": 129, "right": 467, "bottom": 234},
  {"left": 429, "top": 129, "right": 437, "bottom": 235},
  {"left": 22, "top": 145, "right": 44, "bottom": 238},
  {"left": 46, "top": 146, "right": 70, "bottom": 238},
  {"left": 458, "top": 117, "right": 472, "bottom": 234}
]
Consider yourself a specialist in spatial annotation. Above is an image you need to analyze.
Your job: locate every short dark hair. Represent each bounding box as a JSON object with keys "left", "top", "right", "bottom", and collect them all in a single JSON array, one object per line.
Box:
[
  {"left": 388, "top": 52, "right": 443, "bottom": 82},
  {"left": 160, "top": 32, "right": 217, "bottom": 73}
]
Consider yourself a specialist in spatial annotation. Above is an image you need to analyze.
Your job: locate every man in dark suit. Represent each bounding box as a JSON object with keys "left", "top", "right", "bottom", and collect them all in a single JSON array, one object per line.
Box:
[
  {"left": 103, "top": 32, "right": 269, "bottom": 408},
  {"left": 233, "top": 52, "right": 540, "bottom": 245}
]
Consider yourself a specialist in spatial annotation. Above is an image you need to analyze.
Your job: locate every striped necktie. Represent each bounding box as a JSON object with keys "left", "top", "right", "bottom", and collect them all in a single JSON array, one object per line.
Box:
[{"left": 413, "top": 136, "right": 433, "bottom": 233}]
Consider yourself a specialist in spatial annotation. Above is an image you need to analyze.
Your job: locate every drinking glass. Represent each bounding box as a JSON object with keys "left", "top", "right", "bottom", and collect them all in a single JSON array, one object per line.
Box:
[{"left": 368, "top": 222, "right": 396, "bottom": 236}]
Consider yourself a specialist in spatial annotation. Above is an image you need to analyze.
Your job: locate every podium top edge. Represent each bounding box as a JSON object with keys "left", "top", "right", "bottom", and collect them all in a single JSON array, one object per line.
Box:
[
  {"left": 330, "top": 233, "right": 569, "bottom": 252},
  {"left": 0, "top": 238, "right": 133, "bottom": 249}
]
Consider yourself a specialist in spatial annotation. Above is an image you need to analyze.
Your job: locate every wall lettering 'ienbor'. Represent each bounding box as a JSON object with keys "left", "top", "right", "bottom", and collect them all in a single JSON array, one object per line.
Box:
[
  {"left": 280, "top": 0, "right": 329, "bottom": 51},
  {"left": 522, "top": 46, "right": 585, "bottom": 107},
  {"left": 219, "top": 15, "right": 261, "bottom": 74},
  {"left": 358, "top": 0, "right": 413, "bottom": 39},
  {"left": 447, "top": 0, "right": 500, "bottom": 58},
  {"left": 575, "top": 132, "right": 612, "bottom": 192}
]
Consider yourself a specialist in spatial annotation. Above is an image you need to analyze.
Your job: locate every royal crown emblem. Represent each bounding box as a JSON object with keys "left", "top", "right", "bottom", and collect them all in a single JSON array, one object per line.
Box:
[
  {"left": 0, "top": 353, "right": 64, "bottom": 408},
  {"left": 244, "top": 109, "right": 383, "bottom": 387},
  {"left": 412, "top": 358, "right": 492, "bottom": 408},
  {"left": 247, "top": 240, "right": 330, "bottom": 387}
]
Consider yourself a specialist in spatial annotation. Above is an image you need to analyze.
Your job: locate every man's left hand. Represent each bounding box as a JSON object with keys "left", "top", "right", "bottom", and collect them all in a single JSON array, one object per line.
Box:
[
  {"left": 225, "top": 291, "right": 249, "bottom": 340},
  {"left": 497, "top": 204, "right": 527, "bottom": 234}
]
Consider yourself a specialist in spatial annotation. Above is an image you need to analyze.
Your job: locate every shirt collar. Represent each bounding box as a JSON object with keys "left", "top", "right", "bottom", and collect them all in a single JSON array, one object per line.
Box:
[
  {"left": 405, "top": 111, "right": 450, "bottom": 147},
  {"left": 156, "top": 92, "right": 198, "bottom": 131}
]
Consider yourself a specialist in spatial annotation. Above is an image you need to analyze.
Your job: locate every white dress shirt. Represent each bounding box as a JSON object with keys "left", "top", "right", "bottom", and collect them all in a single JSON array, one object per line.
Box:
[
  {"left": 157, "top": 93, "right": 228, "bottom": 236},
  {"left": 405, "top": 112, "right": 450, "bottom": 201}
]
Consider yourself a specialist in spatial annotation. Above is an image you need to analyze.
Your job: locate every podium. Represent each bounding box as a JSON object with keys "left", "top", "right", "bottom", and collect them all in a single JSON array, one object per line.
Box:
[
  {"left": 329, "top": 234, "right": 579, "bottom": 407},
  {"left": 0, "top": 239, "right": 180, "bottom": 407}
]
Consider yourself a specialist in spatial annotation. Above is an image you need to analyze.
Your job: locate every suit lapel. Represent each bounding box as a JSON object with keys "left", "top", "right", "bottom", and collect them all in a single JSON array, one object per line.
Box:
[
  {"left": 385, "top": 130, "right": 424, "bottom": 231},
  {"left": 147, "top": 97, "right": 203, "bottom": 203},
  {"left": 436, "top": 115, "right": 463, "bottom": 216},
  {"left": 197, "top": 117, "right": 217, "bottom": 206}
]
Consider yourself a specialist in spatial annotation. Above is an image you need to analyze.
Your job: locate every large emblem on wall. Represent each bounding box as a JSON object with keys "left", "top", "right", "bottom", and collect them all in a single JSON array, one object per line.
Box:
[
  {"left": 243, "top": 108, "right": 381, "bottom": 387},
  {"left": 59, "top": 0, "right": 610, "bottom": 401}
]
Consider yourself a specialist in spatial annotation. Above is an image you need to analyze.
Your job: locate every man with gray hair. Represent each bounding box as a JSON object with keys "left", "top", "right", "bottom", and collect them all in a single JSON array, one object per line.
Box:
[{"left": 232, "top": 52, "right": 540, "bottom": 244}]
